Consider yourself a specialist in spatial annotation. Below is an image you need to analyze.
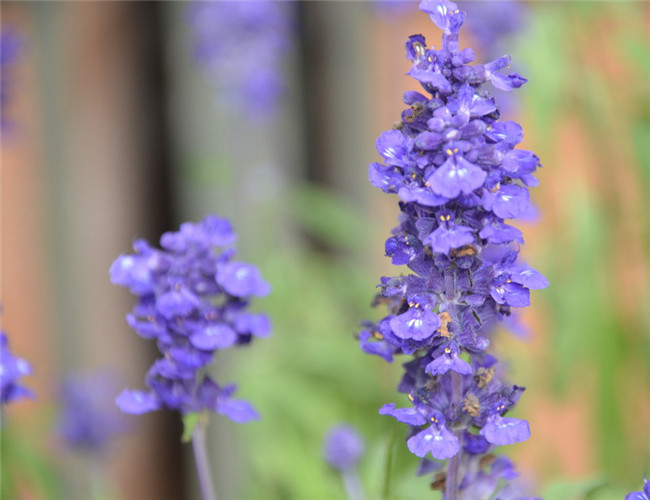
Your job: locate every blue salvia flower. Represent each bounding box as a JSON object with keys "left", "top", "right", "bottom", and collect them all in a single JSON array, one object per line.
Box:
[
  {"left": 58, "top": 373, "right": 126, "bottom": 453},
  {"left": 0, "top": 332, "right": 33, "bottom": 406},
  {"left": 324, "top": 425, "right": 365, "bottom": 473},
  {"left": 111, "top": 215, "right": 271, "bottom": 424},
  {"left": 360, "top": 0, "right": 546, "bottom": 496},
  {"left": 324, "top": 425, "right": 366, "bottom": 500},
  {"left": 627, "top": 478, "right": 650, "bottom": 500},
  {"left": 187, "top": 1, "right": 295, "bottom": 121}
]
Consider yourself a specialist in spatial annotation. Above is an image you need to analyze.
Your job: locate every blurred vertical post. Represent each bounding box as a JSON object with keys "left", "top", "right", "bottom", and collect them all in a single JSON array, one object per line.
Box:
[{"left": 2, "top": 2, "right": 183, "bottom": 499}]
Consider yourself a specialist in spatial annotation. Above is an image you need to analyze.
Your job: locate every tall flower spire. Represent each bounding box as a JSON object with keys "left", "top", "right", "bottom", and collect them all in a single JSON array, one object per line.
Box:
[
  {"left": 187, "top": 1, "right": 295, "bottom": 121},
  {"left": 111, "top": 215, "right": 271, "bottom": 500},
  {"left": 360, "top": 1, "right": 546, "bottom": 497}
]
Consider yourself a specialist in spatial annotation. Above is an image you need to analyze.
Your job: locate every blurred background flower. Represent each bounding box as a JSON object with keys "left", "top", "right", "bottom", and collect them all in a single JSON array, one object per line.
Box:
[{"left": 1, "top": 1, "right": 648, "bottom": 499}]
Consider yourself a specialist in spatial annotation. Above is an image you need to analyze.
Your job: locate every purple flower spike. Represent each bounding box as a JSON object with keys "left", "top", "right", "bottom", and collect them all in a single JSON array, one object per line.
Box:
[
  {"left": 0, "top": 332, "right": 33, "bottom": 406},
  {"left": 59, "top": 373, "right": 126, "bottom": 453},
  {"left": 187, "top": 1, "right": 295, "bottom": 121},
  {"left": 359, "top": 0, "right": 546, "bottom": 497},
  {"left": 323, "top": 424, "right": 365, "bottom": 472},
  {"left": 112, "top": 215, "right": 270, "bottom": 422}
]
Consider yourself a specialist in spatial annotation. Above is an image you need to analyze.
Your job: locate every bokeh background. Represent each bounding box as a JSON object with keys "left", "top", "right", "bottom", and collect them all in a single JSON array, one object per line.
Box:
[{"left": 1, "top": 1, "right": 648, "bottom": 500}]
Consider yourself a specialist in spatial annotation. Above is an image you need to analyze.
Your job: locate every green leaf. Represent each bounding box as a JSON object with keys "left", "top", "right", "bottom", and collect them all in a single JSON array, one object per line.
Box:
[{"left": 182, "top": 412, "right": 200, "bottom": 443}]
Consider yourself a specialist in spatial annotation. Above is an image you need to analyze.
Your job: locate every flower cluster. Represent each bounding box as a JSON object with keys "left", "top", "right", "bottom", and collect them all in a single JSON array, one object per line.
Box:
[
  {"left": 187, "top": 1, "right": 295, "bottom": 121},
  {"left": 111, "top": 215, "right": 270, "bottom": 423},
  {"left": 0, "top": 332, "right": 33, "bottom": 406},
  {"left": 359, "top": 0, "right": 546, "bottom": 495},
  {"left": 58, "top": 373, "right": 125, "bottom": 453}
]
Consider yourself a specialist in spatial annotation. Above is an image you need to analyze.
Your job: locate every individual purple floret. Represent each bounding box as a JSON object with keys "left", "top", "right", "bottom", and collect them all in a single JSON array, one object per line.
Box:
[
  {"left": 0, "top": 332, "right": 33, "bottom": 406},
  {"left": 626, "top": 478, "right": 650, "bottom": 500},
  {"left": 324, "top": 425, "right": 366, "bottom": 500},
  {"left": 58, "top": 373, "right": 126, "bottom": 453},
  {"left": 324, "top": 425, "right": 365, "bottom": 472},
  {"left": 111, "top": 215, "right": 270, "bottom": 424},
  {"left": 359, "top": 0, "right": 546, "bottom": 497},
  {"left": 187, "top": 1, "right": 295, "bottom": 121}
]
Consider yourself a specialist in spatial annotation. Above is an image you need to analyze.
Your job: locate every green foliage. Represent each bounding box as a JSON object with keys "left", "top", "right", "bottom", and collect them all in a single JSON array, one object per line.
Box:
[
  {"left": 1, "top": 424, "right": 64, "bottom": 500},
  {"left": 517, "top": 2, "right": 650, "bottom": 486},
  {"left": 219, "top": 184, "right": 433, "bottom": 499}
]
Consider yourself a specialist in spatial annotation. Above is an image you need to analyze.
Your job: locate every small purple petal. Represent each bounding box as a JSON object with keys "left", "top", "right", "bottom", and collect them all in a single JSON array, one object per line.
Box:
[
  {"left": 426, "top": 223, "right": 474, "bottom": 254},
  {"left": 369, "top": 162, "right": 402, "bottom": 193},
  {"left": 379, "top": 403, "right": 428, "bottom": 426},
  {"left": 407, "top": 425, "right": 460, "bottom": 459},
  {"left": 190, "top": 324, "right": 237, "bottom": 350},
  {"left": 376, "top": 129, "right": 407, "bottom": 166},
  {"left": 234, "top": 313, "right": 271, "bottom": 338},
  {"left": 115, "top": 390, "right": 160, "bottom": 415},
  {"left": 425, "top": 352, "right": 472, "bottom": 376},
  {"left": 216, "top": 261, "right": 271, "bottom": 297},
  {"left": 480, "top": 415, "right": 530, "bottom": 446},
  {"left": 389, "top": 307, "right": 441, "bottom": 341},
  {"left": 216, "top": 397, "right": 259, "bottom": 423},
  {"left": 428, "top": 156, "right": 487, "bottom": 198},
  {"left": 419, "top": 0, "right": 463, "bottom": 34},
  {"left": 156, "top": 287, "right": 201, "bottom": 319},
  {"left": 398, "top": 187, "right": 448, "bottom": 207}
]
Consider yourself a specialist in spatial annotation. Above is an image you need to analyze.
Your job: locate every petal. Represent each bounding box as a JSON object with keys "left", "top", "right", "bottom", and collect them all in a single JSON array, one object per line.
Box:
[
  {"left": 408, "top": 67, "right": 452, "bottom": 94},
  {"left": 425, "top": 353, "right": 472, "bottom": 376},
  {"left": 156, "top": 288, "right": 201, "bottom": 319},
  {"left": 390, "top": 307, "right": 440, "bottom": 341},
  {"left": 480, "top": 415, "right": 530, "bottom": 446},
  {"left": 512, "top": 264, "right": 549, "bottom": 290},
  {"left": 216, "top": 397, "right": 259, "bottom": 423},
  {"left": 379, "top": 403, "right": 428, "bottom": 426},
  {"left": 492, "top": 282, "right": 530, "bottom": 308},
  {"left": 398, "top": 187, "right": 448, "bottom": 207},
  {"left": 426, "top": 224, "right": 474, "bottom": 254},
  {"left": 234, "top": 313, "right": 271, "bottom": 338},
  {"left": 109, "top": 254, "right": 154, "bottom": 295},
  {"left": 369, "top": 162, "right": 402, "bottom": 192},
  {"left": 407, "top": 425, "right": 460, "bottom": 459},
  {"left": 484, "top": 184, "right": 530, "bottom": 219},
  {"left": 428, "top": 156, "right": 486, "bottom": 198},
  {"left": 190, "top": 324, "right": 237, "bottom": 350},
  {"left": 115, "top": 390, "right": 160, "bottom": 415},
  {"left": 376, "top": 130, "right": 406, "bottom": 166},
  {"left": 419, "top": 0, "right": 463, "bottom": 33},
  {"left": 415, "top": 131, "right": 443, "bottom": 151},
  {"left": 216, "top": 262, "right": 271, "bottom": 297}
]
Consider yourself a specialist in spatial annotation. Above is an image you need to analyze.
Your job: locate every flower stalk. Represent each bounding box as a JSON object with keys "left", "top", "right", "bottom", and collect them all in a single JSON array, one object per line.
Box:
[{"left": 192, "top": 418, "right": 217, "bottom": 500}]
